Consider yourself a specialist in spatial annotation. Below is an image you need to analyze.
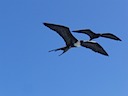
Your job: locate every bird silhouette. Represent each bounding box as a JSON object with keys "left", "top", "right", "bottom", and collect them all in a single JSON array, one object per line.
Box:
[
  {"left": 43, "top": 23, "right": 108, "bottom": 56},
  {"left": 72, "top": 29, "right": 121, "bottom": 41}
]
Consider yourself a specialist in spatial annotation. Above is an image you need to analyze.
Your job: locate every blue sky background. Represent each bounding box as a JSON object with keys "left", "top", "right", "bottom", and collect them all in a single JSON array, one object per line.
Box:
[{"left": 0, "top": 0, "right": 128, "bottom": 96}]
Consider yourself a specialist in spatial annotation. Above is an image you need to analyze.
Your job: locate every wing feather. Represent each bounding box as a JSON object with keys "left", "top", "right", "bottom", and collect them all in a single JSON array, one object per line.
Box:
[
  {"left": 44, "top": 23, "right": 78, "bottom": 45},
  {"left": 81, "top": 41, "right": 108, "bottom": 56},
  {"left": 100, "top": 33, "right": 121, "bottom": 41},
  {"left": 72, "top": 29, "right": 96, "bottom": 38}
]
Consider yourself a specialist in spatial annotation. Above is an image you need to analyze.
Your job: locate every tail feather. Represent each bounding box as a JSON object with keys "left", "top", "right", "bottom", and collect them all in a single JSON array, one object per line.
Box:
[
  {"left": 58, "top": 50, "right": 67, "bottom": 56},
  {"left": 49, "top": 48, "right": 61, "bottom": 52},
  {"left": 48, "top": 46, "right": 69, "bottom": 56}
]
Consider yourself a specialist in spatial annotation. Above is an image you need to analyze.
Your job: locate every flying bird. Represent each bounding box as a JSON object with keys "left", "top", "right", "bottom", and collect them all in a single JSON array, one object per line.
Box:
[
  {"left": 72, "top": 29, "right": 121, "bottom": 41},
  {"left": 43, "top": 23, "right": 108, "bottom": 56}
]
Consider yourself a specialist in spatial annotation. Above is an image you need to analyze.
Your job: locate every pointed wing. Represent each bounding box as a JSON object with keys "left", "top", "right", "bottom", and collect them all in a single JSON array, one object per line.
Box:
[
  {"left": 81, "top": 41, "right": 108, "bottom": 56},
  {"left": 44, "top": 23, "right": 78, "bottom": 45},
  {"left": 101, "top": 33, "right": 121, "bottom": 41},
  {"left": 72, "top": 29, "right": 96, "bottom": 38}
]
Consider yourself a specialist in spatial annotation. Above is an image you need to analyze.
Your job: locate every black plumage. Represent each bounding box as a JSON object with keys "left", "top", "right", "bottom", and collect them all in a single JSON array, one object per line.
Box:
[
  {"left": 72, "top": 29, "right": 121, "bottom": 41},
  {"left": 43, "top": 23, "right": 108, "bottom": 56},
  {"left": 81, "top": 41, "right": 108, "bottom": 56}
]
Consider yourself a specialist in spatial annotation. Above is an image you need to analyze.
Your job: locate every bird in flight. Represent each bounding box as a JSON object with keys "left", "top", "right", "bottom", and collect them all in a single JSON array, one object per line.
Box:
[
  {"left": 43, "top": 23, "right": 108, "bottom": 56},
  {"left": 72, "top": 29, "right": 121, "bottom": 41}
]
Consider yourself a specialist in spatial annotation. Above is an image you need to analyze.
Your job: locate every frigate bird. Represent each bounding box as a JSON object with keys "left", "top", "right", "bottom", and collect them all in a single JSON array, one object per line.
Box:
[
  {"left": 43, "top": 23, "right": 108, "bottom": 56},
  {"left": 72, "top": 29, "right": 121, "bottom": 41}
]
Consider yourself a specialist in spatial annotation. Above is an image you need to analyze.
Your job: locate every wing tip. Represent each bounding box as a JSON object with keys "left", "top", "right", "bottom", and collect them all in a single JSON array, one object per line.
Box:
[
  {"left": 43, "top": 22, "right": 49, "bottom": 26},
  {"left": 100, "top": 48, "right": 109, "bottom": 56},
  {"left": 118, "top": 38, "right": 122, "bottom": 41},
  {"left": 114, "top": 37, "right": 122, "bottom": 41},
  {"left": 113, "top": 36, "right": 122, "bottom": 41},
  {"left": 97, "top": 48, "right": 109, "bottom": 56},
  {"left": 103, "top": 52, "right": 109, "bottom": 56}
]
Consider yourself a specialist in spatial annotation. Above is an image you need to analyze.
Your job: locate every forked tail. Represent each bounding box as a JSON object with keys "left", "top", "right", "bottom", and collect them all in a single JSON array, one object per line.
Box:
[{"left": 49, "top": 46, "right": 69, "bottom": 56}]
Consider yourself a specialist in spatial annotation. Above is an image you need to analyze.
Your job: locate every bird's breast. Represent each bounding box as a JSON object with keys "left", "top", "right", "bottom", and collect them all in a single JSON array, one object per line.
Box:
[{"left": 74, "top": 41, "right": 81, "bottom": 47}]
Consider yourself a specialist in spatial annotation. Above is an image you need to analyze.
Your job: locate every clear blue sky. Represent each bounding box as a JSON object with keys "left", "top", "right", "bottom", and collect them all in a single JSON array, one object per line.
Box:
[{"left": 0, "top": 0, "right": 128, "bottom": 96}]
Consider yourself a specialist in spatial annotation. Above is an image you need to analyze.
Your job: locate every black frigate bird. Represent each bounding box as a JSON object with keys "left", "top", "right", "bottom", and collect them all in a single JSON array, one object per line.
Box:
[
  {"left": 43, "top": 23, "right": 108, "bottom": 56},
  {"left": 72, "top": 29, "right": 121, "bottom": 41}
]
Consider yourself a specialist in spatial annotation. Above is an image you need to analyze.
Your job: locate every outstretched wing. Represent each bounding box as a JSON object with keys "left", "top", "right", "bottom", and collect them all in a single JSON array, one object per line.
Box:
[
  {"left": 101, "top": 33, "right": 121, "bottom": 41},
  {"left": 72, "top": 29, "right": 96, "bottom": 38},
  {"left": 81, "top": 41, "right": 108, "bottom": 56},
  {"left": 44, "top": 23, "right": 78, "bottom": 45}
]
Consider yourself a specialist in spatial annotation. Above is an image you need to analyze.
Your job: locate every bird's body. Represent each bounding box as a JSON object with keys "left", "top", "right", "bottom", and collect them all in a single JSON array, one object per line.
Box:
[
  {"left": 72, "top": 29, "right": 121, "bottom": 41},
  {"left": 44, "top": 23, "right": 108, "bottom": 56}
]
